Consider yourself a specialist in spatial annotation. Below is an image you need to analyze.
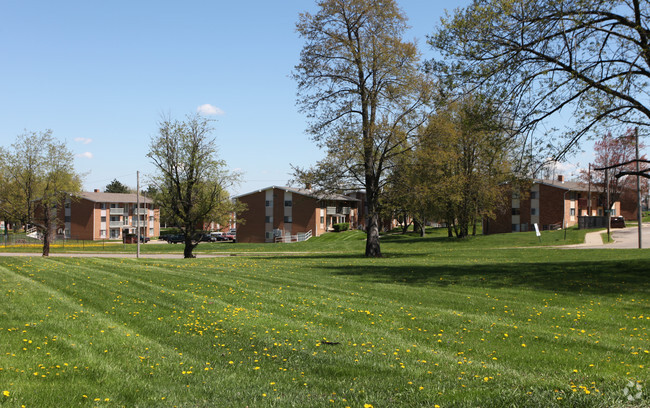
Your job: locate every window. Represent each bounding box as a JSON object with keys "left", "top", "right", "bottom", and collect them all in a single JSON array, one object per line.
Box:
[
  {"left": 512, "top": 191, "right": 520, "bottom": 199},
  {"left": 284, "top": 200, "right": 292, "bottom": 207},
  {"left": 110, "top": 216, "right": 119, "bottom": 222},
  {"left": 265, "top": 200, "right": 272, "bottom": 207},
  {"left": 149, "top": 216, "right": 154, "bottom": 222},
  {"left": 512, "top": 224, "right": 520, "bottom": 232},
  {"left": 511, "top": 208, "right": 521, "bottom": 215},
  {"left": 149, "top": 228, "right": 154, "bottom": 236},
  {"left": 101, "top": 216, "right": 106, "bottom": 222},
  {"left": 530, "top": 191, "right": 537, "bottom": 199},
  {"left": 100, "top": 203, "right": 106, "bottom": 210},
  {"left": 611, "top": 208, "right": 616, "bottom": 216},
  {"left": 531, "top": 208, "right": 537, "bottom": 215},
  {"left": 570, "top": 208, "right": 576, "bottom": 216},
  {"left": 100, "top": 230, "right": 106, "bottom": 238},
  {"left": 284, "top": 216, "right": 292, "bottom": 223},
  {"left": 320, "top": 216, "right": 324, "bottom": 224},
  {"left": 64, "top": 216, "right": 71, "bottom": 223},
  {"left": 265, "top": 216, "right": 272, "bottom": 223}
]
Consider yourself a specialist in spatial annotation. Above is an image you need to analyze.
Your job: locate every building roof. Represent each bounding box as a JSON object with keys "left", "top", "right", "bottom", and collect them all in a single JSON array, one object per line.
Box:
[
  {"left": 534, "top": 179, "right": 604, "bottom": 192},
  {"left": 77, "top": 191, "right": 154, "bottom": 204},
  {"left": 233, "top": 186, "right": 359, "bottom": 202}
]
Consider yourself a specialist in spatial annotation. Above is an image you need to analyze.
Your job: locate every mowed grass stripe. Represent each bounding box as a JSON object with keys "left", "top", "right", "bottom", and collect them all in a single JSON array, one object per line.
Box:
[{"left": 0, "top": 246, "right": 647, "bottom": 407}]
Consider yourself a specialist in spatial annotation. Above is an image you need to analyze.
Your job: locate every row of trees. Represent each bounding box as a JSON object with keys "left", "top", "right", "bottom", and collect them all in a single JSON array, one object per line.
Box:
[
  {"left": 0, "top": 131, "right": 83, "bottom": 256},
  {"left": 292, "top": 0, "right": 649, "bottom": 257},
  {"left": 0, "top": 115, "right": 238, "bottom": 258}
]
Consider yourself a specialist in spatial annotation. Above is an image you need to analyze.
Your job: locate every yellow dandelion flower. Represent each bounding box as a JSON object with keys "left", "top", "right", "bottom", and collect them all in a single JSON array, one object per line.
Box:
[{"left": 3, "top": 391, "right": 9, "bottom": 397}]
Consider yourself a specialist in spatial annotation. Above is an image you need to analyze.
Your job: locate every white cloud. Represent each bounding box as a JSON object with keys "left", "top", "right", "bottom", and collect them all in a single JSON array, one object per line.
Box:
[
  {"left": 197, "top": 104, "right": 225, "bottom": 116},
  {"left": 76, "top": 152, "right": 93, "bottom": 159},
  {"left": 74, "top": 137, "right": 93, "bottom": 144}
]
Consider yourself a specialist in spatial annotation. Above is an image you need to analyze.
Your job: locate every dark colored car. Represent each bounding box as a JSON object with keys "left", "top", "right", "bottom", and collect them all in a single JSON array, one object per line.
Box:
[
  {"left": 165, "top": 234, "right": 185, "bottom": 244},
  {"left": 139, "top": 236, "right": 150, "bottom": 243},
  {"left": 197, "top": 233, "right": 217, "bottom": 242},
  {"left": 611, "top": 216, "right": 626, "bottom": 228}
]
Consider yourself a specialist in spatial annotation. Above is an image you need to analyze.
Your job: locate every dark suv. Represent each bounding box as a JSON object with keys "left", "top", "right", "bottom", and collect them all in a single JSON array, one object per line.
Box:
[{"left": 165, "top": 234, "right": 185, "bottom": 244}]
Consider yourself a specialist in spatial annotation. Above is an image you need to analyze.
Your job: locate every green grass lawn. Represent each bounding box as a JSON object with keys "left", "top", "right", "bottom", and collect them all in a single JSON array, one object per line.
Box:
[
  {"left": 0, "top": 235, "right": 647, "bottom": 407},
  {"left": 0, "top": 227, "right": 592, "bottom": 255}
]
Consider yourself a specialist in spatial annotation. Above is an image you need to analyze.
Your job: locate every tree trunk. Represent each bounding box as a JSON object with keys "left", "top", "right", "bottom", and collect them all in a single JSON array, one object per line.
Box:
[
  {"left": 413, "top": 218, "right": 421, "bottom": 235},
  {"left": 401, "top": 211, "right": 411, "bottom": 234},
  {"left": 41, "top": 207, "right": 53, "bottom": 257},
  {"left": 420, "top": 218, "right": 426, "bottom": 237},
  {"left": 183, "top": 236, "right": 196, "bottom": 258},
  {"left": 365, "top": 212, "right": 382, "bottom": 257},
  {"left": 447, "top": 222, "right": 453, "bottom": 238}
]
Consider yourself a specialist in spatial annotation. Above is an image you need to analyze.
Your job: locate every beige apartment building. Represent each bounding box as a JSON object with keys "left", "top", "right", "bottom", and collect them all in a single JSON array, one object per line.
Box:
[{"left": 60, "top": 190, "right": 160, "bottom": 240}]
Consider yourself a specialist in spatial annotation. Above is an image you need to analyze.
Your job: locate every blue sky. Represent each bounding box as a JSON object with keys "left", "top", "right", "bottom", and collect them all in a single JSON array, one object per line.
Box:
[{"left": 1, "top": 0, "right": 599, "bottom": 195}]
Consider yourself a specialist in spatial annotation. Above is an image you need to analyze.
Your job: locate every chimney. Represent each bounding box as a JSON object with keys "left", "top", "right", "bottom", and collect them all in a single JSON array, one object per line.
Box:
[
  {"left": 305, "top": 183, "right": 312, "bottom": 191},
  {"left": 557, "top": 175, "right": 564, "bottom": 183},
  {"left": 94, "top": 189, "right": 100, "bottom": 193}
]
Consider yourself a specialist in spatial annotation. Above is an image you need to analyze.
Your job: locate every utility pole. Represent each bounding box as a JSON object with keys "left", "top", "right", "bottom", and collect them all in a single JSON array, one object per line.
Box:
[
  {"left": 137, "top": 171, "right": 140, "bottom": 259},
  {"left": 606, "top": 168, "right": 610, "bottom": 242},
  {"left": 635, "top": 127, "right": 642, "bottom": 249},
  {"left": 587, "top": 163, "right": 591, "bottom": 217}
]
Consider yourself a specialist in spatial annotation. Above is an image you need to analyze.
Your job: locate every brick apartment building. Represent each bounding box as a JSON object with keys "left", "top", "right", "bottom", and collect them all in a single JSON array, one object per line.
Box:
[
  {"left": 59, "top": 190, "right": 160, "bottom": 240},
  {"left": 483, "top": 176, "right": 621, "bottom": 234},
  {"left": 234, "top": 186, "right": 360, "bottom": 243}
]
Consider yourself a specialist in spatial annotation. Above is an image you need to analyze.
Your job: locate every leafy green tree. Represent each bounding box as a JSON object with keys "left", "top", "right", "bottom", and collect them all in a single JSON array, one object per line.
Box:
[
  {"left": 147, "top": 114, "right": 241, "bottom": 258},
  {"left": 293, "top": 0, "right": 431, "bottom": 257},
  {"left": 2, "top": 130, "right": 82, "bottom": 256},
  {"left": 429, "top": 0, "right": 650, "bottom": 160},
  {"left": 416, "top": 95, "right": 513, "bottom": 238},
  {"left": 104, "top": 179, "right": 131, "bottom": 193}
]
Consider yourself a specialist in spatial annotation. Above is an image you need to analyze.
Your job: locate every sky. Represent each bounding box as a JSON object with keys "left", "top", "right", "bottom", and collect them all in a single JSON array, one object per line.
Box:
[{"left": 0, "top": 0, "right": 608, "bottom": 196}]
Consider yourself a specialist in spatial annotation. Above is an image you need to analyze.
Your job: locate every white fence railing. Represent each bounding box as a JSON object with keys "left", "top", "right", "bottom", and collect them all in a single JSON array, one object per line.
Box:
[
  {"left": 26, "top": 227, "right": 41, "bottom": 240},
  {"left": 274, "top": 230, "right": 312, "bottom": 243}
]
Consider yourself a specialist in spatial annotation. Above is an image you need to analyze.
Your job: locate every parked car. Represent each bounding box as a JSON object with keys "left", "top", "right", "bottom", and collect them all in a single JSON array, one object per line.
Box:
[
  {"left": 197, "top": 233, "right": 217, "bottom": 242},
  {"left": 165, "top": 234, "right": 185, "bottom": 244},
  {"left": 211, "top": 232, "right": 225, "bottom": 240},
  {"left": 139, "top": 236, "right": 151, "bottom": 243},
  {"left": 211, "top": 231, "right": 235, "bottom": 242},
  {"left": 611, "top": 216, "right": 626, "bottom": 228}
]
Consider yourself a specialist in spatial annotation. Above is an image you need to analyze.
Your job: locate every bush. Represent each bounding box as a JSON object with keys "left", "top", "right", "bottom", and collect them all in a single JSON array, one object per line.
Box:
[{"left": 333, "top": 223, "right": 349, "bottom": 232}]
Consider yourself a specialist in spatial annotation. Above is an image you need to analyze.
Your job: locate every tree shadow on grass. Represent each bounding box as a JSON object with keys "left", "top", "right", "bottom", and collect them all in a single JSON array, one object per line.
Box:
[{"left": 324, "top": 259, "right": 650, "bottom": 295}]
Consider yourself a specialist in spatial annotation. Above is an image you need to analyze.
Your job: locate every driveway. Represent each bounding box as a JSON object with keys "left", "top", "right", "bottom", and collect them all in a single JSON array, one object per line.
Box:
[{"left": 573, "top": 223, "right": 650, "bottom": 249}]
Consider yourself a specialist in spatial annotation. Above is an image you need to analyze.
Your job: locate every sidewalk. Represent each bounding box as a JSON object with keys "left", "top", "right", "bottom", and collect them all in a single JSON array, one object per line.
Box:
[{"left": 567, "top": 224, "right": 650, "bottom": 249}]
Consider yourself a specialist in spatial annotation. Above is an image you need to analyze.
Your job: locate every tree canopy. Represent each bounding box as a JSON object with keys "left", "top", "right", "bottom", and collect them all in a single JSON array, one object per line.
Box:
[
  {"left": 105, "top": 179, "right": 131, "bottom": 194},
  {"left": 430, "top": 0, "right": 650, "bottom": 161},
  {"left": 0, "top": 130, "right": 82, "bottom": 256},
  {"left": 147, "top": 114, "right": 240, "bottom": 258},
  {"left": 293, "top": 0, "right": 431, "bottom": 257}
]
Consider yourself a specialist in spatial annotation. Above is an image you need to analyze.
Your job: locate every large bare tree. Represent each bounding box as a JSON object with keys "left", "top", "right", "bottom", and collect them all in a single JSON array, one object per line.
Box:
[
  {"left": 430, "top": 0, "right": 650, "bottom": 161},
  {"left": 293, "top": 0, "right": 431, "bottom": 257},
  {"left": 147, "top": 114, "right": 240, "bottom": 258}
]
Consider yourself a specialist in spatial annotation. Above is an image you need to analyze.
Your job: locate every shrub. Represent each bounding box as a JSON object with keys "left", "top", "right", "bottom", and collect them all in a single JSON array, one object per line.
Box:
[{"left": 333, "top": 223, "right": 349, "bottom": 232}]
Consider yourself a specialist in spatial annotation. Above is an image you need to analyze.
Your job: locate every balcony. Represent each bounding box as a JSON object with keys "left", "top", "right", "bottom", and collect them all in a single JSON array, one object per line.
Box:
[
  {"left": 109, "top": 207, "right": 124, "bottom": 215},
  {"left": 326, "top": 206, "right": 336, "bottom": 215},
  {"left": 109, "top": 221, "right": 123, "bottom": 228},
  {"left": 341, "top": 207, "right": 351, "bottom": 215},
  {"left": 134, "top": 208, "right": 148, "bottom": 215}
]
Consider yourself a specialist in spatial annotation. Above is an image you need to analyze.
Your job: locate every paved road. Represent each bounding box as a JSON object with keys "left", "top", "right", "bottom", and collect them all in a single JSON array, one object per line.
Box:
[{"left": 572, "top": 223, "right": 650, "bottom": 249}]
